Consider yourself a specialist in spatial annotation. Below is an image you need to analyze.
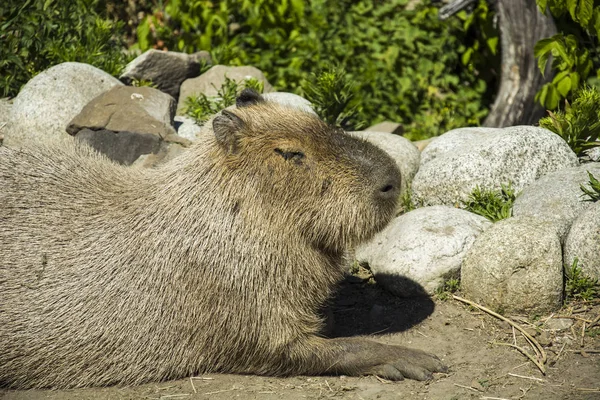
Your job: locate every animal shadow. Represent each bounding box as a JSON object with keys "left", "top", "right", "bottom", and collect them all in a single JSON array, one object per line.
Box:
[{"left": 325, "top": 272, "right": 436, "bottom": 338}]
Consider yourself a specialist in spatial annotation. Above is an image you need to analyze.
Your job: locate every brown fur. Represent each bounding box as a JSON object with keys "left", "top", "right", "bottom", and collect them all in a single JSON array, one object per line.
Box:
[{"left": 0, "top": 91, "right": 445, "bottom": 389}]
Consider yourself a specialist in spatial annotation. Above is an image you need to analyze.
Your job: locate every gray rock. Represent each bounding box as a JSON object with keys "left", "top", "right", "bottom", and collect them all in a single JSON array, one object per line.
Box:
[
  {"left": 0, "top": 98, "right": 12, "bottom": 124},
  {"left": 178, "top": 65, "right": 274, "bottom": 114},
  {"left": 132, "top": 141, "right": 188, "bottom": 168},
  {"left": 544, "top": 318, "right": 574, "bottom": 331},
  {"left": 67, "top": 86, "right": 177, "bottom": 138},
  {"left": 356, "top": 206, "right": 491, "bottom": 296},
  {"left": 262, "top": 92, "right": 315, "bottom": 114},
  {"left": 6, "top": 62, "right": 123, "bottom": 146},
  {"left": 76, "top": 128, "right": 162, "bottom": 166},
  {"left": 412, "top": 138, "right": 434, "bottom": 152},
  {"left": 120, "top": 49, "right": 212, "bottom": 99},
  {"left": 174, "top": 115, "right": 202, "bottom": 141},
  {"left": 563, "top": 201, "right": 600, "bottom": 280},
  {"left": 348, "top": 131, "right": 420, "bottom": 195},
  {"left": 461, "top": 216, "right": 563, "bottom": 314},
  {"left": 583, "top": 146, "right": 600, "bottom": 162},
  {"left": 412, "top": 126, "right": 578, "bottom": 206},
  {"left": 364, "top": 121, "right": 403, "bottom": 135},
  {"left": 512, "top": 164, "right": 600, "bottom": 241}
]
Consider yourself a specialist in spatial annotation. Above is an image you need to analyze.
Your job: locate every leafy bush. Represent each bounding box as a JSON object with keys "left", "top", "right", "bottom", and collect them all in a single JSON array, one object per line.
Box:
[
  {"left": 581, "top": 171, "right": 600, "bottom": 202},
  {"left": 538, "top": 86, "right": 600, "bottom": 156},
  {"left": 534, "top": 0, "right": 600, "bottom": 109},
  {"left": 0, "top": 0, "right": 132, "bottom": 98},
  {"left": 134, "top": 0, "right": 496, "bottom": 138},
  {"left": 184, "top": 76, "right": 263, "bottom": 124},
  {"left": 564, "top": 258, "right": 599, "bottom": 302},
  {"left": 462, "top": 183, "right": 516, "bottom": 222},
  {"left": 300, "top": 65, "right": 364, "bottom": 130}
]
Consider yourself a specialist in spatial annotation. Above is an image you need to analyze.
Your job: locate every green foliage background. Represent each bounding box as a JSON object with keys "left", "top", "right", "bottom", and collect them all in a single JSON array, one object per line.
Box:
[
  {"left": 1, "top": 0, "right": 499, "bottom": 140},
  {"left": 0, "top": 0, "right": 131, "bottom": 98},
  {"left": 133, "top": 0, "right": 496, "bottom": 138},
  {"left": 535, "top": 0, "right": 600, "bottom": 109}
]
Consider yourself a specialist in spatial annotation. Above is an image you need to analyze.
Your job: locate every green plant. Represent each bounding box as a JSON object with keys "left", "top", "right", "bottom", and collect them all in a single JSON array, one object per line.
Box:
[
  {"left": 581, "top": 171, "right": 600, "bottom": 201},
  {"left": 130, "top": 78, "right": 157, "bottom": 88},
  {"left": 436, "top": 278, "right": 460, "bottom": 300},
  {"left": 184, "top": 76, "right": 263, "bottom": 124},
  {"left": 134, "top": 0, "right": 496, "bottom": 139},
  {"left": 538, "top": 86, "right": 600, "bottom": 156},
  {"left": 534, "top": 0, "right": 600, "bottom": 109},
  {"left": 0, "top": 0, "right": 132, "bottom": 97},
  {"left": 399, "top": 188, "right": 417, "bottom": 214},
  {"left": 564, "top": 258, "right": 599, "bottom": 302},
  {"left": 301, "top": 65, "right": 364, "bottom": 129},
  {"left": 462, "top": 183, "right": 516, "bottom": 222}
]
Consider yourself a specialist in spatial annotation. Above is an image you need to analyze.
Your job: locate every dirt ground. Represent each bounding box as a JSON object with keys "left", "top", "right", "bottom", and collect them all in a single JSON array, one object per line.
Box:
[{"left": 2, "top": 270, "right": 599, "bottom": 400}]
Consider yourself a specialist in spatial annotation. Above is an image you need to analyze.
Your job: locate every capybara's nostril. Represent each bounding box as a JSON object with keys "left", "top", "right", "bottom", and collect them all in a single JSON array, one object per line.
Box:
[
  {"left": 377, "top": 180, "right": 399, "bottom": 200},
  {"left": 380, "top": 184, "right": 394, "bottom": 193}
]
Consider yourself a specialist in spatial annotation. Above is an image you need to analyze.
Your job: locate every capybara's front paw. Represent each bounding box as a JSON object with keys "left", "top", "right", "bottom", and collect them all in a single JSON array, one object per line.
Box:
[{"left": 364, "top": 346, "right": 447, "bottom": 381}]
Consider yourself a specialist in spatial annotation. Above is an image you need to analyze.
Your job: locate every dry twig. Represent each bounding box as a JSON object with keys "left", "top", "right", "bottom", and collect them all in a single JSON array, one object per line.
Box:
[
  {"left": 453, "top": 295, "right": 547, "bottom": 374},
  {"left": 453, "top": 383, "right": 482, "bottom": 392}
]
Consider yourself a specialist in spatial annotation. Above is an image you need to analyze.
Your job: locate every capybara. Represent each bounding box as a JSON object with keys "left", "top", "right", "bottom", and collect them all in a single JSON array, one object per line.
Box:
[{"left": 0, "top": 89, "right": 446, "bottom": 389}]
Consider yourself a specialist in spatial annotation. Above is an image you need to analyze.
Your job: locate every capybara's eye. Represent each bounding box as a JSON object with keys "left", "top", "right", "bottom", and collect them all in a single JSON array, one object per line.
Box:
[{"left": 274, "top": 148, "right": 305, "bottom": 163}]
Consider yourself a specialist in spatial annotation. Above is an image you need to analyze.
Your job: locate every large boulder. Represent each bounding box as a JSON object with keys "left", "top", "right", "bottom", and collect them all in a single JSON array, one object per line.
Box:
[
  {"left": 512, "top": 164, "right": 600, "bottom": 241},
  {"left": 120, "top": 49, "right": 212, "bottom": 99},
  {"left": 461, "top": 216, "right": 563, "bottom": 314},
  {"left": 262, "top": 92, "right": 315, "bottom": 115},
  {"left": 67, "top": 86, "right": 187, "bottom": 165},
  {"left": 67, "top": 86, "right": 177, "bottom": 138},
  {"left": 412, "top": 126, "right": 578, "bottom": 206},
  {"left": 177, "top": 65, "right": 274, "bottom": 114},
  {"left": 6, "top": 62, "right": 122, "bottom": 146},
  {"left": 563, "top": 201, "right": 600, "bottom": 281},
  {"left": 348, "top": 131, "right": 420, "bottom": 195},
  {"left": 356, "top": 206, "right": 491, "bottom": 296}
]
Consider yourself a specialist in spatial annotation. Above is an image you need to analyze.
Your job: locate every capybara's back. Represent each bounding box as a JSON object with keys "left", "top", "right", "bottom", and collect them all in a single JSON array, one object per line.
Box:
[{"left": 0, "top": 90, "right": 445, "bottom": 389}]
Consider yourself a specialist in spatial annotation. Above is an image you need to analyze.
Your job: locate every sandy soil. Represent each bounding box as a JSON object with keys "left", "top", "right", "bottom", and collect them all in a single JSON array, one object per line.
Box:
[{"left": 2, "top": 272, "right": 599, "bottom": 400}]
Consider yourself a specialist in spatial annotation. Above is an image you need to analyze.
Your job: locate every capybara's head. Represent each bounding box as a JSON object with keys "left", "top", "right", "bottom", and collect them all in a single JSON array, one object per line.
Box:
[{"left": 210, "top": 89, "right": 401, "bottom": 253}]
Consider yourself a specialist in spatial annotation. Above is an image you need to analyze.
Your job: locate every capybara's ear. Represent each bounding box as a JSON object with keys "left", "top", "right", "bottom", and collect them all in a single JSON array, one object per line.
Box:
[
  {"left": 236, "top": 88, "right": 265, "bottom": 108},
  {"left": 213, "top": 110, "right": 245, "bottom": 153}
]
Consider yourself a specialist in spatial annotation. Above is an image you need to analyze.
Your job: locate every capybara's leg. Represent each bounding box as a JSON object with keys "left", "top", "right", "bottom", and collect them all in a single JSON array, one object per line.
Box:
[{"left": 294, "top": 337, "right": 447, "bottom": 381}]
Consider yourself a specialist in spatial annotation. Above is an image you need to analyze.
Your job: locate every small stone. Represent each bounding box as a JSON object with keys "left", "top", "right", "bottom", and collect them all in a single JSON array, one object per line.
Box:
[
  {"left": 537, "top": 331, "right": 552, "bottom": 346},
  {"left": 544, "top": 318, "right": 574, "bottom": 331}
]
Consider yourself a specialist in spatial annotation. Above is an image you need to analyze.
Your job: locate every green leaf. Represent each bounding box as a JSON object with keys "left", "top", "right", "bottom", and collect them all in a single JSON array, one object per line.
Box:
[
  {"left": 579, "top": 0, "right": 594, "bottom": 25},
  {"left": 593, "top": 8, "right": 600, "bottom": 36},
  {"left": 555, "top": 74, "right": 572, "bottom": 97},
  {"left": 567, "top": 0, "right": 580, "bottom": 21},
  {"left": 486, "top": 37, "right": 498, "bottom": 55},
  {"left": 462, "top": 47, "right": 474, "bottom": 66},
  {"left": 534, "top": 37, "right": 558, "bottom": 74},
  {"left": 546, "top": 84, "right": 561, "bottom": 109},
  {"left": 136, "top": 21, "right": 151, "bottom": 51},
  {"left": 536, "top": 0, "right": 548, "bottom": 13}
]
